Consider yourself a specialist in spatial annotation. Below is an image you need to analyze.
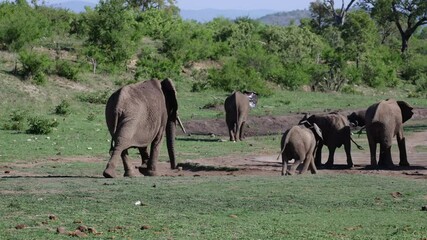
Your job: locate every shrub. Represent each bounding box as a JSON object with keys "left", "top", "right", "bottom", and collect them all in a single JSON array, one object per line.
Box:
[
  {"left": 77, "top": 90, "right": 111, "bottom": 104},
  {"left": 54, "top": 100, "right": 71, "bottom": 115},
  {"left": 19, "top": 50, "right": 53, "bottom": 81},
  {"left": 2, "top": 110, "right": 27, "bottom": 131},
  {"left": 26, "top": 116, "right": 59, "bottom": 135},
  {"left": 135, "top": 46, "right": 181, "bottom": 80},
  {"left": 56, "top": 60, "right": 79, "bottom": 81}
]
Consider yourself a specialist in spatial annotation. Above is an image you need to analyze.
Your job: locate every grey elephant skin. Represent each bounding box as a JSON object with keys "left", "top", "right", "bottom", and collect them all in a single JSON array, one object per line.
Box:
[
  {"left": 365, "top": 99, "right": 413, "bottom": 168},
  {"left": 279, "top": 122, "right": 322, "bottom": 175},
  {"left": 300, "top": 113, "right": 353, "bottom": 168},
  {"left": 224, "top": 91, "right": 258, "bottom": 142},
  {"left": 103, "top": 78, "right": 179, "bottom": 178},
  {"left": 347, "top": 110, "right": 366, "bottom": 127}
]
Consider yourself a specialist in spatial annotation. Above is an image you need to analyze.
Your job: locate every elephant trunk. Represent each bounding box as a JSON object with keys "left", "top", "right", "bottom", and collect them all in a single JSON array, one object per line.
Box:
[{"left": 166, "top": 119, "right": 177, "bottom": 169}]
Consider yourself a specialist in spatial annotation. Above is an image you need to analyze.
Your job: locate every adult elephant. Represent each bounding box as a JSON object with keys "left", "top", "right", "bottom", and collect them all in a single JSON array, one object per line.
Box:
[
  {"left": 224, "top": 91, "right": 258, "bottom": 142},
  {"left": 300, "top": 113, "right": 358, "bottom": 168},
  {"left": 365, "top": 99, "right": 413, "bottom": 168},
  {"left": 279, "top": 121, "right": 323, "bottom": 176},
  {"left": 103, "top": 78, "right": 185, "bottom": 178}
]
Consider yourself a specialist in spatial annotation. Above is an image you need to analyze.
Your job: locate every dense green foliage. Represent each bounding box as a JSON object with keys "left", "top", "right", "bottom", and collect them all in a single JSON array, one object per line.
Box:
[{"left": 0, "top": 0, "right": 426, "bottom": 95}]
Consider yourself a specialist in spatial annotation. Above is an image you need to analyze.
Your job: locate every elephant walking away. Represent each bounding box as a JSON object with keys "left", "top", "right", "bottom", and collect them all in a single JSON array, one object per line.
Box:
[
  {"left": 300, "top": 113, "right": 359, "bottom": 168},
  {"left": 279, "top": 121, "right": 323, "bottom": 175},
  {"left": 224, "top": 91, "right": 258, "bottom": 142},
  {"left": 103, "top": 78, "right": 185, "bottom": 178},
  {"left": 365, "top": 99, "right": 413, "bottom": 168}
]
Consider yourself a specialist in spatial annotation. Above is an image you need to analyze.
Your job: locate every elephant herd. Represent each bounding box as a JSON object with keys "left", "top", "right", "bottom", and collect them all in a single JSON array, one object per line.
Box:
[{"left": 102, "top": 78, "right": 414, "bottom": 178}]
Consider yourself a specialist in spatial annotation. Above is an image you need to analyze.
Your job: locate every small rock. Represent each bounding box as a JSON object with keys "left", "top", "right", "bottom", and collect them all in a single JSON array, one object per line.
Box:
[
  {"left": 177, "top": 166, "right": 183, "bottom": 171},
  {"left": 141, "top": 225, "right": 152, "bottom": 230},
  {"left": 390, "top": 192, "right": 402, "bottom": 198},
  {"left": 422, "top": 206, "right": 427, "bottom": 211},
  {"left": 229, "top": 214, "right": 238, "bottom": 218},
  {"left": 69, "top": 230, "right": 87, "bottom": 238},
  {"left": 76, "top": 225, "right": 88, "bottom": 232},
  {"left": 49, "top": 215, "right": 58, "bottom": 220},
  {"left": 57, "top": 227, "right": 66, "bottom": 234},
  {"left": 87, "top": 227, "right": 98, "bottom": 234},
  {"left": 134, "top": 201, "right": 142, "bottom": 206},
  {"left": 73, "top": 220, "right": 83, "bottom": 224},
  {"left": 15, "top": 224, "right": 27, "bottom": 229},
  {"left": 4, "top": 170, "right": 10, "bottom": 174}
]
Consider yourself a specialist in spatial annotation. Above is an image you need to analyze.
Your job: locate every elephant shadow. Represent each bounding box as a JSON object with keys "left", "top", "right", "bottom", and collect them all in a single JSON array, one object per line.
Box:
[
  {"left": 1, "top": 175, "right": 104, "bottom": 179},
  {"left": 176, "top": 137, "right": 223, "bottom": 142}
]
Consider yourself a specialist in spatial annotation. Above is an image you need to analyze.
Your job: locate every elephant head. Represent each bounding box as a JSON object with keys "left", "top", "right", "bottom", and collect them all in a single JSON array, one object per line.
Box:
[
  {"left": 299, "top": 119, "right": 323, "bottom": 142},
  {"left": 243, "top": 91, "right": 258, "bottom": 108},
  {"left": 347, "top": 110, "right": 366, "bottom": 127}
]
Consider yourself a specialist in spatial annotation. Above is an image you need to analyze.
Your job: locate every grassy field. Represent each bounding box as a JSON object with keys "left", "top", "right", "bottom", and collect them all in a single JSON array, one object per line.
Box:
[
  {"left": 1, "top": 174, "right": 426, "bottom": 239},
  {"left": 1, "top": 50, "right": 427, "bottom": 239}
]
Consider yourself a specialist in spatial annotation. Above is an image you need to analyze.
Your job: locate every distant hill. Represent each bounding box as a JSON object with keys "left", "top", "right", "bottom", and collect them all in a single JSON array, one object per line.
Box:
[
  {"left": 180, "top": 9, "right": 277, "bottom": 23},
  {"left": 258, "top": 9, "right": 311, "bottom": 26}
]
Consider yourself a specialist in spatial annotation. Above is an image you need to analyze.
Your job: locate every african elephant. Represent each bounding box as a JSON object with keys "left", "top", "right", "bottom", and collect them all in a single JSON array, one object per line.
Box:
[
  {"left": 224, "top": 91, "right": 258, "bottom": 142},
  {"left": 103, "top": 78, "right": 184, "bottom": 178},
  {"left": 279, "top": 121, "right": 323, "bottom": 175},
  {"left": 365, "top": 99, "right": 413, "bottom": 168},
  {"left": 300, "top": 113, "right": 358, "bottom": 168}
]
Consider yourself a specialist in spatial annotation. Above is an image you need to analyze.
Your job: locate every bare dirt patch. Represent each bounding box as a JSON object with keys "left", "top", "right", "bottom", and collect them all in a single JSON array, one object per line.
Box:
[{"left": 2, "top": 108, "right": 426, "bottom": 180}]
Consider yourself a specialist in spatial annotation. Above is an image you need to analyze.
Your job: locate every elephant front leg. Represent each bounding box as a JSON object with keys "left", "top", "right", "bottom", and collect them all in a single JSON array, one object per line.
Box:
[
  {"left": 397, "top": 133, "right": 409, "bottom": 167},
  {"left": 314, "top": 143, "right": 323, "bottom": 167},
  {"left": 324, "top": 146, "right": 336, "bottom": 168},
  {"left": 122, "top": 150, "right": 137, "bottom": 177},
  {"left": 138, "top": 147, "right": 149, "bottom": 167},
  {"left": 344, "top": 139, "right": 353, "bottom": 168},
  {"left": 142, "top": 135, "right": 164, "bottom": 176}
]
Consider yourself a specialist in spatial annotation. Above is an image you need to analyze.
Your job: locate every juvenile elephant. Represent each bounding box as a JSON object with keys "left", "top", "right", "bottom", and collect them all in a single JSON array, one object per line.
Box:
[
  {"left": 224, "top": 91, "right": 258, "bottom": 142},
  {"left": 279, "top": 121, "right": 323, "bottom": 175},
  {"left": 300, "top": 113, "right": 358, "bottom": 168},
  {"left": 103, "top": 78, "right": 184, "bottom": 178},
  {"left": 365, "top": 99, "right": 413, "bottom": 168}
]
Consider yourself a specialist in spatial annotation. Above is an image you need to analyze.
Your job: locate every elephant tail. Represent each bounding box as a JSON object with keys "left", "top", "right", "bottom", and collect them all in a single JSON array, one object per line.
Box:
[
  {"left": 277, "top": 131, "right": 291, "bottom": 161},
  {"left": 350, "top": 136, "right": 364, "bottom": 150},
  {"left": 109, "top": 112, "right": 120, "bottom": 156}
]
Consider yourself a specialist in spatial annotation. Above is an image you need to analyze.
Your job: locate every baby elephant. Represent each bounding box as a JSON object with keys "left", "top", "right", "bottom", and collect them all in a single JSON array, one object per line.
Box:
[{"left": 279, "top": 122, "right": 323, "bottom": 176}]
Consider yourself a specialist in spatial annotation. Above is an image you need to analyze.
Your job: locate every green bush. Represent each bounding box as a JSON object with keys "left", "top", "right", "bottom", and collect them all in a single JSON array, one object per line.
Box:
[
  {"left": 135, "top": 46, "right": 181, "bottom": 80},
  {"left": 2, "top": 110, "right": 27, "bottom": 131},
  {"left": 208, "top": 57, "right": 271, "bottom": 95},
  {"left": 54, "top": 100, "right": 71, "bottom": 115},
  {"left": 19, "top": 50, "right": 53, "bottom": 81},
  {"left": 26, "top": 116, "right": 59, "bottom": 135},
  {"left": 77, "top": 90, "right": 111, "bottom": 104},
  {"left": 56, "top": 60, "right": 79, "bottom": 81}
]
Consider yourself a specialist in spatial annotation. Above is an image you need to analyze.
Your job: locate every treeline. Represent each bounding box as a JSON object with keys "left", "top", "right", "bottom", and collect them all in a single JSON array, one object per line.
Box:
[{"left": 0, "top": 0, "right": 426, "bottom": 97}]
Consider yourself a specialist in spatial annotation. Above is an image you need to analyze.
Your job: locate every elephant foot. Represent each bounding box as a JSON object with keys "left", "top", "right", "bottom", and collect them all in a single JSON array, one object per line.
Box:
[
  {"left": 138, "top": 167, "right": 158, "bottom": 176},
  {"left": 347, "top": 164, "right": 354, "bottom": 169},
  {"left": 399, "top": 161, "right": 410, "bottom": 167},
  {"left": 324, "top": 163, "right": 334, "bottom": 169},
  {"left": 124, "top": 169, "right": 138, "bottom": 177},
  {"left": 103, "top": 168, "right": 117, "bottom": 178}
]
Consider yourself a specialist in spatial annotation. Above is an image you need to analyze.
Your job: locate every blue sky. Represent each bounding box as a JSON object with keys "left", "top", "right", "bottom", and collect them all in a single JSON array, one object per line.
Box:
[{"left": 176, "top": 0, "right": 313, "bottom": 11}]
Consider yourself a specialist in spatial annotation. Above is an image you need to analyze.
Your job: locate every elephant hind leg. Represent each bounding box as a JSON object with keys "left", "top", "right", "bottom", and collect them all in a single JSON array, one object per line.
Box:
[
  {"left": 300, "top": 155, "right": 311, "bottom": 175},
  {"left": 397, "top": 132, "right": 409, "bottom": 166},
  {"left": 368, "top": 136, "right": 378, "bottom": 167},
  {"left": 309, "top": 156, "right": 318, "bottom": 174},
  {"left": 138, "top": 147, "right": 149, "bottom": 166},
  {"left": 378, "top": 144, "right": 394, "bottom": 169},
  {"left": 281, "top": 154, "right": 288, "bottom": 176},
  {"left": 238, "top": 121, "right": 246, "bottom": 141},
  {"left": 104, "top": 147, "right": 126, "bottom": 178},
  {"left": 314, "top": 143, "right": 323, "bottom": 167}
]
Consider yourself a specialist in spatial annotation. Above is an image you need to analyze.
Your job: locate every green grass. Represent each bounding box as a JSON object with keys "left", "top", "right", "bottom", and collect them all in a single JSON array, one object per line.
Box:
[
  {"left": 1, "top": 174, "right": 426, "bottom": 239},
  {"left": 1, "top": 50, "right": 427, "bottom": 239}
]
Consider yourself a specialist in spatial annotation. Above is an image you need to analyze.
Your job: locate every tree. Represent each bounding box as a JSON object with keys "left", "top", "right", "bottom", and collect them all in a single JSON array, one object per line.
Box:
[
  {"left": 126, "top": 0, "right": 178, "bottom": 14},
  {"left": 322, "top": 0, "right": 358, "bottom": 26},
  {"left": 83, "top": 0, "right": 141, "bottom": 71},
  {"left": 362, "top": 0, "right": 427, "bottom": 53}
]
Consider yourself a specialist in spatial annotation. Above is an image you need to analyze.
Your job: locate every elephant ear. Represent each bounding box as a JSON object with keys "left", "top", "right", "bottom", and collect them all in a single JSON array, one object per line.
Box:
[
  {"left": 312, "top": 123, "right": 323, "bottom": 141},
  {"left": 161, "top": 78, "right": 178, "bottom": 121},
  {"left": 397, "top": 101, "right": 413, "bottom": 123},
  {"left": 298, "top": 113, "right": 309, "bottom": 125}
]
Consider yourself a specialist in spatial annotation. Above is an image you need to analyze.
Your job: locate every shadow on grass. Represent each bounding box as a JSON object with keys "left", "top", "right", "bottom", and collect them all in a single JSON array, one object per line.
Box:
[
  {"left": 317, "top": 164, "right": 427, "bottom": 171},
  {"left": 177, "top": 162, "right": 239, "bottom": 172},
  {"left": 176, "top": 137, "right": 223, "bottom": 142},
  {"left": 1, "top": 175, "right": 103, "bottom": 179}
]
